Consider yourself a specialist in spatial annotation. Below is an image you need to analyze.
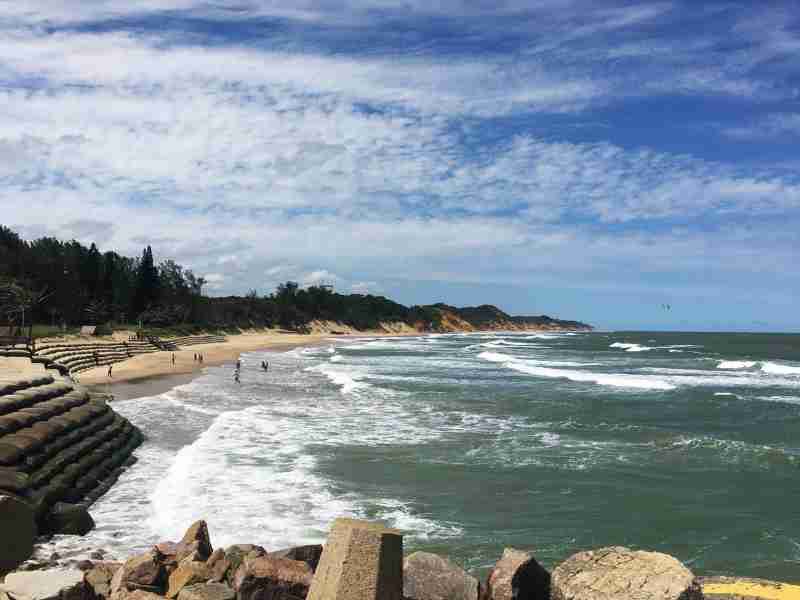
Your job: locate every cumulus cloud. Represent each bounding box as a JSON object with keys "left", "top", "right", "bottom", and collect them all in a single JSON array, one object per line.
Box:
[{"left": 1, "top": 0, "right": 798, "bottom": 328}]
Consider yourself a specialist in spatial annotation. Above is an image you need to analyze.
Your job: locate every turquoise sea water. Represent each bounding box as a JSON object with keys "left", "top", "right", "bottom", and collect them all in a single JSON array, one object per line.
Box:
[{"left": 49, "top": 331, "right": 800, "bottom": 580}]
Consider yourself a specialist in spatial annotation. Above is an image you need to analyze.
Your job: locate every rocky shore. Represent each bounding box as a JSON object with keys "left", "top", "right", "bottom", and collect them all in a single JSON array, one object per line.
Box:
[{"left": 2, "top": 518, "right": 798, "bottom": 600}]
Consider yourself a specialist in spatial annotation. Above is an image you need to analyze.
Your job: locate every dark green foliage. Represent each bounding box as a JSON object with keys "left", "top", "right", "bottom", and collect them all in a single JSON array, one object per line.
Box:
[
  {"left": 0, "top": 224, "right": 591, "bottom": 333},
  {"left": 0, "top": 226, "right": 202, "bottom": 327}
]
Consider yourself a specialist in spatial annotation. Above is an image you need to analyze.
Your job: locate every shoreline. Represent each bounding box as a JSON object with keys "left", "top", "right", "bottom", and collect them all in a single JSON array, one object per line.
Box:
[{"left": 77, "top": 331, "right": 334, "bottom": 397}]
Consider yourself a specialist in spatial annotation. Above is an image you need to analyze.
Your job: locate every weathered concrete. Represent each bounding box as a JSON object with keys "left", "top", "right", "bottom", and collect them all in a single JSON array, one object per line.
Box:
[
  {"left": 306, "top": 518, "right": 404, "bottom": 600},
  {"left": 1, "top": 569, "right": 93, "bottom": 600},
  {"left": 0, "top": 371, "right": 142, "bottom": 542},
  {"left": 700, "top": 576, "right": 800, "bottom": 600},
  {"left": 0, "top": 493, "right": 37, "bottom": 576},
  {"left": 551, "top": 546, "right": 702, "bottom": 600},
  {"left": 403, "top": 551, "right": 480, "bottom": 600},
  {"left": 484, "top": 548, "right": 550, "bottom": 600}
]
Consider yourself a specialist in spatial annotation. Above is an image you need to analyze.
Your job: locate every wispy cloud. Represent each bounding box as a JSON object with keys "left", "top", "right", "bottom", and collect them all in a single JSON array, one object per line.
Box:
[{"left": 1, "top": 1, "right": 799, "bottom": 328}]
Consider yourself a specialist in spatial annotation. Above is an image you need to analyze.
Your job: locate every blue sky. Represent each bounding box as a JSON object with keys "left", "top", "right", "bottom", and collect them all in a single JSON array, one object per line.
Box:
[{"left": 1, "top": 1, "right": 799, "bottom": 331}]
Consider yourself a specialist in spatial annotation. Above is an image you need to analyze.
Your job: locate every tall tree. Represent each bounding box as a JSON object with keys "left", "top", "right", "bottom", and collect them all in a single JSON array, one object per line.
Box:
[{"left": 133, "top": 246, "right": 160, "bottom": 316}]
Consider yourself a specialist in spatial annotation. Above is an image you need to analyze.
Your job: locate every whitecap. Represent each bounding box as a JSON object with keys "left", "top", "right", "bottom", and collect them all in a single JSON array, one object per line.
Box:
[
  {"left": 761, "top": 362, "right": 800, "bottom": 376},
  {"left": 478, "top": 351, "right": 674, "bottom": 390},
  {"left": 609, "top": 342, "right": 652, "bottom": 352},
  {"left": 717, "top": 360, "right": 757, "bottom": 370}
]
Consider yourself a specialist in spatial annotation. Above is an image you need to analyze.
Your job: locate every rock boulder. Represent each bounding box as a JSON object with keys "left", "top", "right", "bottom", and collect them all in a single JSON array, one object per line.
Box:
[
  {"left": 268, "top": 545, "right": 324, "bottom": 573},
  {"left": 178, "top": 583, "right": 236, "bottom": 600},
  {"left": 233, "top": 555, "right": 314, "bottom": 600},
  {"left": 1, "top": 569, "right": 94, "bottom": 600},
  {"left": 166, "top": 561, "right": 211, "bottom": 599},
  {"left": 551, "top": 546, "right": 702, "bottom": 600},
  {"left": 110, "top": 548, "right": 165, "bottom": 595},
  {"left": 179, "top": 521, "right": 213, "bottom": 561},
  {"left": 46, "top": 502, "right": 96, "bottom": 536},
  {"left": 86, "top": 562, "right": 123, "bottom": 598},
  {"left": 403, "top": 552, "right": 480, "bottom": 600},
  {"left": 0, "top": 494, "right": 37, "bottom": 576},
  {"left": 484, "top": 548, "right": 550, "bottom": 600}
]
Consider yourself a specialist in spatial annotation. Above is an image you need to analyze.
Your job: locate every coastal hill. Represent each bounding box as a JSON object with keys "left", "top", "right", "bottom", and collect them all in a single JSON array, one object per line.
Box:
[
  {"left": 0, "top": 226, "right": 592, "bottom": 335},
  {"left": 409, "top": 303, "right": 592, "bottom": 333}
]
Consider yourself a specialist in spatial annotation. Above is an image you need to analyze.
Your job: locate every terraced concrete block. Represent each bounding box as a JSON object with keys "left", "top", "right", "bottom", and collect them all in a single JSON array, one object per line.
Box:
[
  {"left": 0, "top": 442, "right": 23, "bottom": 465},
  {"left": 0, "top": 467, "right": 29, "bottom": 494},
  {"left": 307, "top": 518, "right": 403, "bottom": 600},
  {"left": 0, "top": 493, "right": 37, "bottom": 575}
]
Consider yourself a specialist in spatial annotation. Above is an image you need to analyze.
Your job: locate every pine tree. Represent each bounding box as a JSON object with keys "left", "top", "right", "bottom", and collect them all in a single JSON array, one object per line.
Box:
[{"left": 133, "top": 246, "right": 160, "bottom": 316}]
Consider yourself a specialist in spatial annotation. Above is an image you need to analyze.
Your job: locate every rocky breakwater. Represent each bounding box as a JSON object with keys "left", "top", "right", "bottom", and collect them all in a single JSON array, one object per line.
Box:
[
  {"left": 5, "top": 517, "right": 799, "bottom": 600},
  {"left": 0, "top": 374, "right": 143, "bottom": 575}
]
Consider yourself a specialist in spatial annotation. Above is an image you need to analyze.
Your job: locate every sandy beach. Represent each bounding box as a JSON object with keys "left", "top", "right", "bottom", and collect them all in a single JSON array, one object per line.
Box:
[{"left": 76, "top": 330, "right": 331, "bottom": 393}]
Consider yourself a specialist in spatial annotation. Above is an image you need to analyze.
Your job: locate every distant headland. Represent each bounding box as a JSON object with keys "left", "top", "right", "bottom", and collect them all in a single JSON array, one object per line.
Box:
[{"left": 0, "top": 225, "right": 591, "bottom": 337}]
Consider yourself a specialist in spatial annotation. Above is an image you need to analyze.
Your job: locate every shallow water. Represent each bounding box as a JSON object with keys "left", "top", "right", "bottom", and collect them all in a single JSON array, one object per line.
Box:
[{"left": 42, "top": 331, "right": 800, "bottom": 579}]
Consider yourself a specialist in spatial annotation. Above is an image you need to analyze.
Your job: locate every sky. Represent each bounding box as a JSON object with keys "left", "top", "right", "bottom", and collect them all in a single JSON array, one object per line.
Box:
[{"left": 1, "top": 1, "right": 799, "bottom": 332}]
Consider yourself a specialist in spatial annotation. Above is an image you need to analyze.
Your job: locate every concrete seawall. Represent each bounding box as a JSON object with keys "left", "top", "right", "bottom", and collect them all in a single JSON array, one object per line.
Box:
[{"left": 0, "top": 371, "right": 143, "bottom": 575}]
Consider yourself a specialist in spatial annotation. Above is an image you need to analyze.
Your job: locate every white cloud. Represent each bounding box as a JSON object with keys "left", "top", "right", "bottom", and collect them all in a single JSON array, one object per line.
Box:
[{"left": 0, "top": 0, "right": 798, "bottom": 317}]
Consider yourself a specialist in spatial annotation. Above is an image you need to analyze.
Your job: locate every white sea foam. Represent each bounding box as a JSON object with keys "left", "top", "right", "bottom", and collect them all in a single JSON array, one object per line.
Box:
[
  {"left": 305, "top": 363, "right": 371, "bottom": 394},
  {"left": 717, "top": 360, "right": 757, "bottom": 370},
  {"left": 478, "top": 351, "right": 674, "bottom": 390},
  {"left": 148, "top": 406, "right": 358, "bottom": 548},
  {"left": 761, "top": 362, "right": 800, "bottom": 376},
  {"left": 609, "top": 342, "right": 651, "bottom": 352},
  {"left": 714, "top": 392, "right": 742, "bottom": 399},
  {"left": 755, "top": 395, "right": 800, "bottom": 406}
]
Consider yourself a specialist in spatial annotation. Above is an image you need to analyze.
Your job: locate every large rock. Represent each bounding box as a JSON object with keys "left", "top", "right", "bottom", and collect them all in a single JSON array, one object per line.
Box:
[
  {"left": 110, "top": 548, "right": 166, "bottom": 595},
  {"left": 179, "top": 521, "right": 213, "bottom": 561},
  {"left": 1, "top": 569, "right": 94, "bottom": 600},
  {"left": 484, "top": 548, "right": 550, "bottom": 600},
  {"left": 268, "top": 545, "right": 324, "bottom": 573},
  {"left": 177, "top": 583, "right": 236, "bottom": 600},
  {"left": 223, "top": 545, "right": 266, "bottom": 586},
  {"left": 403, "top": 551, "right": 480, "bottom": 600},
  {"left": 109, "top": 591, "right": 164, "bottom": 600},
  {"left": 307, "top": 518, "right": 403, "bottom": 600},
  {"left": 166, "top": 561, "right": 211, "bottom": 599},
  {"left": 551, "top": 547, "right": 702, "bottom": 600},
  {"left": 86, "top": 562, "right": 123, "bottom": 598},
  {"left": 46, "top": 502, "right": 96, "bottom": 536},
  {"left": 0, "top": 494, "right": 37, "bottom": 576},
  {"left": 233, "top": 555, "right": 314, "bottom": 600},
  {"left": 206, "top": 550, "right": 231, "bottom": 583}
]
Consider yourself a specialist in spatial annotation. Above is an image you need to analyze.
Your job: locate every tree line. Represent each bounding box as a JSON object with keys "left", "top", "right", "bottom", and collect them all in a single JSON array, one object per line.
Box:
[{"left": 0, "top": 225, "right": 438, "bottom": 333}]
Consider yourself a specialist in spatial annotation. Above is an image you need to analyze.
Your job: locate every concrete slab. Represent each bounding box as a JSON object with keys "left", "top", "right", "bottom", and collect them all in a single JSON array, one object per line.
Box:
[{"left": 307, "top": 518, "right": 403, "bottom": 600}]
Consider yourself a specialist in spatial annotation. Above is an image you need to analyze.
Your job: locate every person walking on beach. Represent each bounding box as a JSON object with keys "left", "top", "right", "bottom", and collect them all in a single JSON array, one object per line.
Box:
[
  {"left": 172, "top": 353, "right": 176, "bottom": 366},
  {"left": 199, "top": 353, "right": 203, "bottom": 364},
  {"left": 107, "top": 364, "right": 113, "bottom": 378},
  {"left": 194, "top": 353, "right": 197, "bottom": 362},
  {"left": 236, "top": 359, "right": 242, "bottom": 371}
]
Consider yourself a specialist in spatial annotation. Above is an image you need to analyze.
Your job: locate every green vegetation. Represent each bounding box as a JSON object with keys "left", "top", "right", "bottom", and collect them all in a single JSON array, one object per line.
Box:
[{"left": 0, "top": 224, "right": 591, "bottom": 334}]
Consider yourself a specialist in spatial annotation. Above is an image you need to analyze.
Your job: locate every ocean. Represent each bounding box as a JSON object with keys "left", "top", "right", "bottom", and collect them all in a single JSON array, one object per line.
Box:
[{"left": 43, "top": 331, "right": 800, "bottom": 580}]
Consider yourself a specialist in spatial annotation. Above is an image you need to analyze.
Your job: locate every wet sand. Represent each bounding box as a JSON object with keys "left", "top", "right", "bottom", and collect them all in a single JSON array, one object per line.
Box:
[{"left": 77, "top": 331, "right": 329, "bottom": 389}]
